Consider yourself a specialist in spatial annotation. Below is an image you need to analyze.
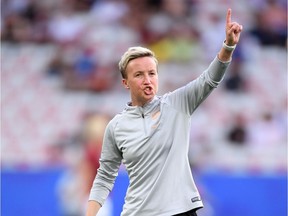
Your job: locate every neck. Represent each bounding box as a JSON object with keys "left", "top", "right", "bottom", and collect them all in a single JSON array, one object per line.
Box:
[{"left": 131, "top": 97, "right": 154, "bottom": 107}]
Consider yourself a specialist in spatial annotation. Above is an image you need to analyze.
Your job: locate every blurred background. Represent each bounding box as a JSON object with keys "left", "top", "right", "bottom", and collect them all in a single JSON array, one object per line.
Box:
[{"left": 1, "top": 0, "right": 287, "bottom": 215}]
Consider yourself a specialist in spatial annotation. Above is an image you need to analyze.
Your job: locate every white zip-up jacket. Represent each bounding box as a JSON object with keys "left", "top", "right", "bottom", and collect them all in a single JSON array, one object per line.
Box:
[{"left": 89, "top": 56, "right": 230, "bottom": 216}]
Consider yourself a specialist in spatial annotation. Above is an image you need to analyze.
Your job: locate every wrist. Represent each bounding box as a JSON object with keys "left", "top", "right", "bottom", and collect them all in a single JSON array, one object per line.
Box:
[{"left": 223, "top": 40, "right": 236, "bottom": 51}]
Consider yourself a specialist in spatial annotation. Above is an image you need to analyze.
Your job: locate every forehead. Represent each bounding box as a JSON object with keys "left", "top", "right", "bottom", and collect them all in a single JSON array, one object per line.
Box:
[{"left": 126, "top": 56, "right": 157, "bottom": 73}]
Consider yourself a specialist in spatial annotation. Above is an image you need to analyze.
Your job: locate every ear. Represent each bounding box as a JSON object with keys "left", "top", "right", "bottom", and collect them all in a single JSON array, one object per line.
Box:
[{"left": 122, "top": 79, "right": 129, "bottom": 89}]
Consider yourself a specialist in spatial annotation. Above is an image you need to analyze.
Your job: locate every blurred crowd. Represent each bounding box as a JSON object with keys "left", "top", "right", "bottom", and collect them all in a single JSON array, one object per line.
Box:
[
  {"left": 2, "top": 0, "right": 287, "bottom": 90},
  {"left": 1, "top": 0, "right": 287, "bottom": 215}
]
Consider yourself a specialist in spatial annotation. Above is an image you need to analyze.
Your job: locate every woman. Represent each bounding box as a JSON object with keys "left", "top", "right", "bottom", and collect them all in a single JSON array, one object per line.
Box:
[{"left": 86, "top": 8, "right": 242, "bottom": 216}]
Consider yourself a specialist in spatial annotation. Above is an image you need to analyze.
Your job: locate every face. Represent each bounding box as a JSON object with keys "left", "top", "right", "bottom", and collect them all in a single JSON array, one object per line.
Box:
[{"left": 123, "top": 56, "right": 158, "bottom": 107}]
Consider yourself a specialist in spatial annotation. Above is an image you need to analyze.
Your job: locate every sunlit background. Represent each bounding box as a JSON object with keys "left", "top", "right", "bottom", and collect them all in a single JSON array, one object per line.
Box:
[{"left": 1, "top": 0, "right": 287, "bottom": 216}]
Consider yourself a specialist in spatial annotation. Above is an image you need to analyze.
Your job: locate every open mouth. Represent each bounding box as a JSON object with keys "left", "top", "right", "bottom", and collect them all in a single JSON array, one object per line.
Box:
[{"left": 144, "top": 86, "right": 153, "bottom": 95}]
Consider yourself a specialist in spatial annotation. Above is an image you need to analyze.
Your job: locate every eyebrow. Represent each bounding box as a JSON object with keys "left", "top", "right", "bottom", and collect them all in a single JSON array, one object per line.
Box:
[{"left": 136, "top": 70, "right": 157, "bottom": 75}]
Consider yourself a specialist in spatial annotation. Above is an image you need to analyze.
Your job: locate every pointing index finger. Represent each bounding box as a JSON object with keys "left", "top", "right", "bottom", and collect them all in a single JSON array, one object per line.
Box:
[{"left": 226, "top": 8, "right": 231, "bottom": 25}]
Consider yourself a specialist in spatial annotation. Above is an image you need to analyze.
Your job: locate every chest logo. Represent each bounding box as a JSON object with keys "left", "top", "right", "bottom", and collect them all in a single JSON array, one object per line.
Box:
[{"left": 151, "top": 111, "right": 160, "bottom": 120}]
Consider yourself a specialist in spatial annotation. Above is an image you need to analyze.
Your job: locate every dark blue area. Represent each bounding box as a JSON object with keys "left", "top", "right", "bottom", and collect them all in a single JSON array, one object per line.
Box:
[{"left": 1, "top": 168, "right": 287, "bottom": 216}]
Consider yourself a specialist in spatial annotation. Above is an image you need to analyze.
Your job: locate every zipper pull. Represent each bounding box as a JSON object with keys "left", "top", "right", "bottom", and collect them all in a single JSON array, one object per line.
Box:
[{"left": 142, "top": 113, "right": 144, "bottom": 118}]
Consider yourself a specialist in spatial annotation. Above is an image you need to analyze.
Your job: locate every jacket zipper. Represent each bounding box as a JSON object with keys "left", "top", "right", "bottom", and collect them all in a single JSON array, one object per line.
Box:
[{"left": 139, "top": 108, "right": 147, "bottom": 135}]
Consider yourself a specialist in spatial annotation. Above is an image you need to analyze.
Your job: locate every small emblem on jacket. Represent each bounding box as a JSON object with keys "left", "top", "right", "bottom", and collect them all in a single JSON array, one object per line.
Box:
[{"left": 191, "top": 196, "right": 201, "bottom": 203}]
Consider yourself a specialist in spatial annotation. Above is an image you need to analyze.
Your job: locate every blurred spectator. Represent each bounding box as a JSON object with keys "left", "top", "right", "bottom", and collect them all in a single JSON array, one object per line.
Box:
[
  {"left": 46, "top": 51, "right": 69, "bottom": 77},
  {"left": 197, "top": 10, "right": 226, "bottom": 61},
  {"left": 89, "top": 0, "right": 129, "bottom": 26},
  {"left": 62, "top": 51, "right": 117, "bottom": 92},
  {"left": 1, "top": 12, "right": 33, "bottom": 43},
  {"left": 1, "top": 0, "right": 51, "bottom": 43},
  {"left": 55, "top": 112, "right": 111, "bottom": 216},
  {"left": 249, "top": 0, "right": 287, "bottom": 47},
  {"left": 145, "top": 0, "right": 200, "bottom": 62},
  {"left": 46, "top": 44, "right": 117, "bottom": 92},
  {"left": 226, "top": 114, "right": 248, "bottom": 146},
  {"left": 146, "top": 0, "right": 196, "bottom": 42},
  {"left": 247, "top": 110, "right": 286, "bottom": 147},
  {"left": 224, "top": 58, "right": 247, "bottom": 92},
  {"left": 71, "top": 0, "right": 95, "bottom": 12},
  {"left": 47, "top": 3, "right": 87, "bottom": 45},
  {"left": 80, "top": 112, "right": 110, "bottom": 195},
  {"left": 120, "top": 0, "right": 150, "bottom": 36},
  {"left": 46, "top": 50, "right": 116, "bottom": 93}
]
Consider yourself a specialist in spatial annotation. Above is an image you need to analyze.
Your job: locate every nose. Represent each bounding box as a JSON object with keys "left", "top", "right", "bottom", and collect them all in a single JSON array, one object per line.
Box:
[{"left": 143, "top": 74, "right": 151, "bottom": 84}]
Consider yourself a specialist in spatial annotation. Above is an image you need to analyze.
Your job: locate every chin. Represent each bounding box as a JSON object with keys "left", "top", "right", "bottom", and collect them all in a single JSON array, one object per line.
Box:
[
  {"left": 146, "top": 94, "right": 155, "bottom": 99},
  {"left": 146, "top": 96, "right": 155, "bottom": 103}
]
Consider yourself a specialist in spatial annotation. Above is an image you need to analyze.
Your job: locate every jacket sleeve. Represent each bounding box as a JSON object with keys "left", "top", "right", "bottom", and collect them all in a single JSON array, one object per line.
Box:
[
  {"left": 166, "top": 56, "right": 230, "bottom": 116},
  {"left": 88, "top": 120, "right": 122, "bottom": 206}
]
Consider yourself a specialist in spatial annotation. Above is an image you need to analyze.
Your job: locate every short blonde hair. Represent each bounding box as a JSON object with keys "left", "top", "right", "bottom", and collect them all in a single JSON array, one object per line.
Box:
[{"left": 118, "top": 46, "right": 158, "bottom": 79}]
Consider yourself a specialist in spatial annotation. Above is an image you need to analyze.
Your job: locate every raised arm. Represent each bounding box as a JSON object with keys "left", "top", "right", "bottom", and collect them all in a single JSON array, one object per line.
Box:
[{"left": 218, "top": 8, "right": 243, "bottom": 62}]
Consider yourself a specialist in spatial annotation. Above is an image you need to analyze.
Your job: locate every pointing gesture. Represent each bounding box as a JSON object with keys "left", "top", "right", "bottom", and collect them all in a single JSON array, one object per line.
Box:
[
  {"left": 218, "top": 8, "right": 243, "bottom": 61},
  {"left": 225, "top": 8, "right": 243, "bottom": 46}
]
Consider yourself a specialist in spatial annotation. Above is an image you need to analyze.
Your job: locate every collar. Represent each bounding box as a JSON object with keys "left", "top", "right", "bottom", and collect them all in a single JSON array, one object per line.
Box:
[{"left": 124, "top": 96, "right": 159, "bottom": 116}]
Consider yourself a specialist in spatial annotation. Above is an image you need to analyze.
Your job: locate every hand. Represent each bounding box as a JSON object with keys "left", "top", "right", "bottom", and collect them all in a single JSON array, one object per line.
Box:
[{"left": 225, "top": 8, "right": 243, "bottom": 46}]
